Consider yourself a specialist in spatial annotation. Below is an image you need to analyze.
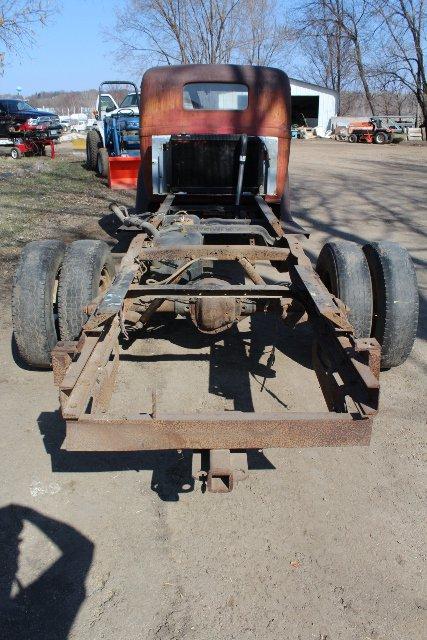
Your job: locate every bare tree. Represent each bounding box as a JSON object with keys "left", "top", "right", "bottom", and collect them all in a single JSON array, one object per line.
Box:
[
  {"left": 112, "top": 0, "right": 292, "bottom": 69},
  {"left": 296, "top": 0, "right": 377, "bottom": 114},
  {"left": 369, "top": 73, "right": 417, "bottom": 116},
  {"left": 236, "top": 0, "right": 296, "bottom": 66},
  {"left": 0, "top": 0, "right": 55, "bottom": 71},
  {"left": 296, "top": 0, "right": 354, "bottom": 111},
  {"left": 372, "top": 0, "right": 426, "bottom": 125}
]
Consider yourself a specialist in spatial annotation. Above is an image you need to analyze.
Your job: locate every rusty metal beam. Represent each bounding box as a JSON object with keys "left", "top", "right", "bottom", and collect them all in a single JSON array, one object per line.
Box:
[
  {"left": 291, "top": 263, "right": 353, "bottom": 331},
  {"left": 61, "top": 318, "right": 120, "bottom": 420},
  {"left": 64, "top": 411, "right": 372, "bottom": 451},
  {"left": 52, "top": 341, "right": 78, "bottom": 385},
  {"left": 137, "top": 244, "right": 290, "bottom": 262},
  {"left": 124, "top": 283, "right": 290, "bottom": 297},
  {"left": 254, "top": 194, "right": 284, "bottom": 237},
  {"left": 59, "top": 335, "right": 99, "bottom": 391}
]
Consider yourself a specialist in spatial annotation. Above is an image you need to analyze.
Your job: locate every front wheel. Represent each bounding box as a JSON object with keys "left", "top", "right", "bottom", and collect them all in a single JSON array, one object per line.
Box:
[
  {"left": 96, "top": 148, "right": 109, "bottom": 178},
  {"left": 86, "top": 129, "right": 102, "bottom": 170},
  {"left": 348, "top": 133, "right": 358, "bottom": 143}
]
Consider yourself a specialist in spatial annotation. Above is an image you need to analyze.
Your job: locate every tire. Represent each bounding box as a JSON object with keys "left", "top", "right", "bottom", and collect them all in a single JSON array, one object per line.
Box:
[
  {"left": 12, "top": 240, "right": 65, "bottom": 368},
  {"left": 10, "top": 147, "right": 22, "bottom": 159},
  {"left": 96, "top": 148, "right": 109, "bottom": 178},
  {"left": 348, "top": 133, "right": 358, "bottom": 143},
  {"left": 363, "top": 241, "right": 418, "bottom": 368},
  {"left": 86, "top": 129, "right": 102, "bottom": 170},
  {"left": 374, "top": 132, "right": 388, "bottom": 144},
  {"left": 58, "top": 240, "right": 115, "bottom": 340},
  {"left": 316, "top": 240, "right": 373, "bottom": 338}
]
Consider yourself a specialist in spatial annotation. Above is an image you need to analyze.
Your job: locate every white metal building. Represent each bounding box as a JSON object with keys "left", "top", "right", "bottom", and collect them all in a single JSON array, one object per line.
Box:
[{"left": 289, "top": 78, "right": 339, "bottom": 131}]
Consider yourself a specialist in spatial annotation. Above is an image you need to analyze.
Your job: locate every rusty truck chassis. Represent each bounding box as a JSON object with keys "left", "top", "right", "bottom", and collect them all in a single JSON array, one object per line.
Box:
[{"left": 52, "top": 193, "right": 380, "bottom": 490}]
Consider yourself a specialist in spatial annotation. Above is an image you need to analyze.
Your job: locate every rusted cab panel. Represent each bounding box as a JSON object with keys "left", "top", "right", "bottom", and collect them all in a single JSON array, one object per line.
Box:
[{"left": 139, "top": 64, "right": 291, "bottom": 202}]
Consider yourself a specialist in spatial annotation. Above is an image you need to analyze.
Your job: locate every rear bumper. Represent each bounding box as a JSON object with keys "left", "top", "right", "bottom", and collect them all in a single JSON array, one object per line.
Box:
[{"left": 65, "top": 411, "right": 372, "bottom": 451}]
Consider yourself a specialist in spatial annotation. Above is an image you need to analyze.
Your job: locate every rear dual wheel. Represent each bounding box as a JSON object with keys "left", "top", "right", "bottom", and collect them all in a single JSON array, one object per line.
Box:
[
  {"left": 12, "top": 241, "right": 65, "bottom": 368},
  {"left": 12, "top": 240, "right": 115, "bottom": 368},
  {"left": 58, "top": 240, "right": 115, "bottom": 340},
  {"left": 316, "top": 240, "right": 372, "bottom": 338},
  {"left": 363, "top": 241, "right": 418, "bottom": 368},
  {"left": 316, "top": 240, "right": 418, "bottom": 368}
]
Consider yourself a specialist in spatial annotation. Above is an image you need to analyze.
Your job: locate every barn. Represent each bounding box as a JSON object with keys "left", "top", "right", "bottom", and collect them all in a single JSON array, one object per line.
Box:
[{"left": 289, "top": 78, "right": 339, "bottom": 131}]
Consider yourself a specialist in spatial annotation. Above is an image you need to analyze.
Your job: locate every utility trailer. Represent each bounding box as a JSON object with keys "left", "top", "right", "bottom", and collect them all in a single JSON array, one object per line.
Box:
[{"left": 12, "top": 65, "right": 418, "bottom": 493}]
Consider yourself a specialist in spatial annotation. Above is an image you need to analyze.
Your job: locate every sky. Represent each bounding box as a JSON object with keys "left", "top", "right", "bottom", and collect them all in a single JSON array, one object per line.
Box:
[
  {"left": 1, "top": 0, "right": 122, "bottom": 95},
  {"left": 1, "top": 0, "right": 300, "bottom": 96}
]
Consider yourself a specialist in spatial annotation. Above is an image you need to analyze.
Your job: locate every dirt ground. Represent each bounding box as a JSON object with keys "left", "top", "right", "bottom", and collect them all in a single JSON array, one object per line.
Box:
[{"left": 0, "top": 140, "right": 426, "bottom": 640}]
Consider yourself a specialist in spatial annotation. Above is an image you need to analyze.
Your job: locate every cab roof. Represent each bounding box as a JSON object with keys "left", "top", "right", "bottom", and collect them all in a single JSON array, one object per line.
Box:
[{"left": 140, "top": 64, "right": 291, "bottom": 138}]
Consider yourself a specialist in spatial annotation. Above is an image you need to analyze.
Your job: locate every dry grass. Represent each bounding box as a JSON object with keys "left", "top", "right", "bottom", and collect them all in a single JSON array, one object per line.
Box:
[{"left": 0, "top": 145, "right": 134, "bottom": 292}]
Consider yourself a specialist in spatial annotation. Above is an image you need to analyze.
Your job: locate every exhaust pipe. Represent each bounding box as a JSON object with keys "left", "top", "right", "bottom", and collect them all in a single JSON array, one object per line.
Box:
[{"left": 235, "top": 134, "right": 248, "bottom": 206}]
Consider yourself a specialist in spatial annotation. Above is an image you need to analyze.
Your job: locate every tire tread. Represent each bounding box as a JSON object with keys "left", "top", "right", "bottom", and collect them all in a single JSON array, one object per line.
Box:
[
  {"left": 363, "top": 241, "right": 418, "bottom": 368},
  {"left": 316, "top": 240, "right": 373, "bottom": 338},
  {"left": 86, "top": 130, "right": 102, "bottom": 170},
  {"left": 12, "top": 240, "right": 65, "bottom": 368},
  {"left": 58, "top": 240, "right": 115, "bottom": 340}
]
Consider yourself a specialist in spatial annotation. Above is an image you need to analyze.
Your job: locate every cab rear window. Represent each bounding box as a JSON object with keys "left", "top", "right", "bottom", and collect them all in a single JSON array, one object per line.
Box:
[{"left": 183, "top": 83, "right": 248, "bottom": 110}]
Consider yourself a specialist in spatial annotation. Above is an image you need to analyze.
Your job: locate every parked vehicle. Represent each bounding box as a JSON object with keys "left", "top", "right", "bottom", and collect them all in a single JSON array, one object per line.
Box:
[
  {"left": 0, "top": 99, "right": 59, "bottom": 128},
  {"left": 12, "top": 65, "right": 419, "bottom": 492},
  {"left": 69, "top": 113, "right": 88, "bottom": 133},
  {"left": 0, "top": 99, "right": 61, "bottom": 157},
  {"left": 112, "top": 92, "right": 139, "bottom": 114},
  {"left": 0, "top": 99, "right": 62, "bottom": 140},
  {"left": 86, "top": 81, "right": 140, "bottom": 188},
  {"left": 347, "top": 117, "right": 403, "bottom": 144},
  {"left": 59, "top": 115, "right": 71, "bottom": 131}
]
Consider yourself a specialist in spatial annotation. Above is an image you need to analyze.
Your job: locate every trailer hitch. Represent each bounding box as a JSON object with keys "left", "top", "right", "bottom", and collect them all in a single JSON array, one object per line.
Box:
[{"left": 192, "top": 449, "right": 248, "bottom": 493}]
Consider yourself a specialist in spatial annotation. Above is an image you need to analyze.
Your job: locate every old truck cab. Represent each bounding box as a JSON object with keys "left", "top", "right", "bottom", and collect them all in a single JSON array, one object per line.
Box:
[{"left": 138, "top": 64, "right": 291, "bottom": 209}]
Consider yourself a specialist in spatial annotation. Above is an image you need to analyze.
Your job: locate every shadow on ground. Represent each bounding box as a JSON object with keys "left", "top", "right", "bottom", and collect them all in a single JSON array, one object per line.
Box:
[{"left": 0, "top": 504, "right": 93, "bottom": 640}]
